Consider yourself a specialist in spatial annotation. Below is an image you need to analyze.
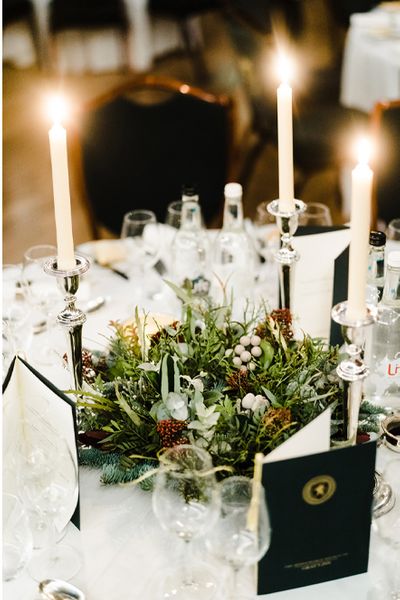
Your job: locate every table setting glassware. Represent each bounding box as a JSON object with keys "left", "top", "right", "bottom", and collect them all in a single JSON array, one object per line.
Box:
[
  {"left": 166, "top": 200, "right": 183, "bottom": 229},
  {"left": 369, "top": 457, "right": 400, "bottom": 599},
  {"left": 17, "top": 424, "right": 81, "bottom": 582},
  {"left": 2, "top": 492, "right": 33, "bottom": 582},
  {"left": 386, "top": 218, "right": 400, "bottom": 244},
  {"left": 39, "top": 578, "right": 85, "bottom": 599},
  {"left": 298, "top": 202, "right": 333, "bottom": 226},
  {"left": 205, "top": 476, "right": 272, "bottom": 599},
  {"left": 21, "top": 244, "right": 63, "bottom": 366},
  {"left": 2, "top": 263, "right": 34, "bottom": 376},
  {"left": 152, "top": 445, "right": 221, "bottom": 600},
  {"left": 120, "top": 209, "right": 162, "bottom": 299}
]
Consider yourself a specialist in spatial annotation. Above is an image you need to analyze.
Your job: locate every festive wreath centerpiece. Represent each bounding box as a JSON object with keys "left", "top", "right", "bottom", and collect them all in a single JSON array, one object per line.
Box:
[{"left": 77, "top": 285, "right": 381, "bottom": 487}]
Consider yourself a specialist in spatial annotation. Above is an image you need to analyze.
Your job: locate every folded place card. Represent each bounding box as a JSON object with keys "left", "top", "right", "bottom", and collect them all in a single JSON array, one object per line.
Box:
[
  {"left": 2, "top": 356, "right": 80, "bottom": 530},
  {"left": 292, "top": 226, "right": 350, "bottom": 340},
  {"left": 258, "top": 441, "right": 376, "bottom": 594}
]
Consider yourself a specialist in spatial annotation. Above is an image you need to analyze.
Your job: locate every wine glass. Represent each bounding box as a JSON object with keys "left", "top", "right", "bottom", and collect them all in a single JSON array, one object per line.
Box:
[
  {"left": 298, "top": 202, "right": 333, "bottom": 226},
  {"left": 2, "top": 264, "right": 34, "bottom": 375},
  {"left": 152, "top": 445, "right": 221, "bottom": 600},
  {"left": 22, "top": 244, "right": 63, "bottom": 365},
  {"left": 17, "top": 423, "right": 81, "bottom": 582},
  {"left": 120, "top": 210, "right": 161, "bottom": 298},
  {"left": 2, "top": 493, "right": 33, "bottom": 581},
  {"left": 386, "top": 219, "right": 400, "bottom": 242},
  {"left": 205, "top": 476, "right": 272, "bottom": 599},
  {"left": 371, "top": 458, "right": 400, "bottom": 599}
]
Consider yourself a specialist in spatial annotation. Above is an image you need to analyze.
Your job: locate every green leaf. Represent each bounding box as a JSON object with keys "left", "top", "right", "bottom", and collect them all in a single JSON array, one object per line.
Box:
[{"left": 115, "top": 387, "right": 141, "bottom": 427}]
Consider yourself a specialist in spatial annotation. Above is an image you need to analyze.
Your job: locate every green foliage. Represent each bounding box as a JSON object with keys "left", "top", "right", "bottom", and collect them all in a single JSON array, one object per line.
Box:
[{"left": 78, "top": 292, "right": 344, "bottom": 482}]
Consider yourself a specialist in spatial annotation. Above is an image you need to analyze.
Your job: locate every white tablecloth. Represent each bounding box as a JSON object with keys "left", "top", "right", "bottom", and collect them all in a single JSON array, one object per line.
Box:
[
  {"left": 2, "top": 232, "right": 397, "bottom": 599},
  {"left": 340, "top": 8, "right": 400, "bottom": 113}
]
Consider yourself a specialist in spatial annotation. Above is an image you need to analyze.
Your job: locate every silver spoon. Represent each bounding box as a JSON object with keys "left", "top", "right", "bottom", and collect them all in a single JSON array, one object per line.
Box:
[{"left": 38, "top": 579, "right": 85, "bottom": 600}]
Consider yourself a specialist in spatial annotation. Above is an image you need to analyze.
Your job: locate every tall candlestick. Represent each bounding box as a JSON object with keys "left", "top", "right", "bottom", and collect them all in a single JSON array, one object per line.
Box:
[
  {"left": 48, "top": 97, "right": 75, "bottom": 271},
  {"left": 347, "top": 138, "right": 373, "bottom": 321},
  {"left": 277, "top": 56, "right": 295, "bottom": 212}
]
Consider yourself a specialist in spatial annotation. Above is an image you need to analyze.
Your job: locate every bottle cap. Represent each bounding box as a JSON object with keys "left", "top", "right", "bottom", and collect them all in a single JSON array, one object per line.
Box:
[
  {"left": 224, "top": 182, "right": 242, "bottom": 199},
  {"left": 182, "top": 184, "right": 198, "bottom": 197},
  {"left": 369, "top": 230, "right": 386, "bottom": 247},
  {"left": 388, "top": 251, "right": 400, "bottom": 268}
]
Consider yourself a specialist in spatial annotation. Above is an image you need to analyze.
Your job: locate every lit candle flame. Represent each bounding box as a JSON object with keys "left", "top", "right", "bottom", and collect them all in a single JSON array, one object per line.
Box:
[
  {"left": 48, "top": 96, "right": 68, "bottom": 126},
  {"left": 356, "top": 137, "right": 372, "bottom": 166},
  {"left": 277, "top": 54, "right": 293, "bottom": 85}
]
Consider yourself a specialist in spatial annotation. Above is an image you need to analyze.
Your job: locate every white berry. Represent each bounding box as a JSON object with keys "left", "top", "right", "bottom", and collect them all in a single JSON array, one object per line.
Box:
[
  {"left": 233, "top": 356, "right": 242, "bottom": 367},
  {"left": 240, "top": 335, "right": 251, "bottom": 347},
  {"left": 242, "top": 393, "right": 255, "bottom": 409},
  {"left": 255, "top": 394, "right": 265, "bottom": 402},
  {"left": 235, "top": 344, "right": 245, "bottom": 355},
  {"left": 251, "top": 346, "right": 262, "bottom": 358},
  {"left": 248, "top": 362, "right": 256, "bottom": 371},
  {"left": 251, "top": 335, "right": 261, "bottom": 346},
  {"left": 240, "top": 350, "right": 252, "bottom": 363}
]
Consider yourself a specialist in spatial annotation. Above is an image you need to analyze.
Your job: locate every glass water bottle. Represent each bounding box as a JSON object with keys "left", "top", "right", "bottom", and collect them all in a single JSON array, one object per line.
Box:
[{"left": 367, "top": 230, "right": 386, "bottom": 304}]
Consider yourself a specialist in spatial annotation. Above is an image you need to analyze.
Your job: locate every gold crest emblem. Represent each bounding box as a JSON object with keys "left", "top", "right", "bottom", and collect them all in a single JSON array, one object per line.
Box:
[{"left": 302, "top": 475, "right": 336, "bottom": 505}]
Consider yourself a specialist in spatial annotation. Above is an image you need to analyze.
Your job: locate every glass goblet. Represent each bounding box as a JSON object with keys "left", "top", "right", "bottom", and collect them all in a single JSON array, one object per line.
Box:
[
  {"left": 120, "top": 209, "right": 161, "bottom": 299},
  {"left": 152, "top": 445, "right": 221, "bottom": 600},
  {"left": 3, "top": 493, "right": 33, "bottom": 581},
  {"left": 17, "top": 425, "right": 80, "bottom": 582},
  {"left": 298, "top": 202, "right": 333, "bottom": 227},
  {"left": 22, "top": 244, "right": 62, "bottom": 365},
  {"left": 373, "top": 458, "right": 400, "bottom": 599},
  {"left": 206, "top": 476, "right": 272, "bottom": 600}
]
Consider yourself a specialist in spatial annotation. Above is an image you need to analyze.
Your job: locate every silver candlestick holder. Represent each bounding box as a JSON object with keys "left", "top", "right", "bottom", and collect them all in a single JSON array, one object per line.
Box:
[
  {"left": 44, "top": 254, "right": 90, "bottom": 390},
  {"left": 267, "top": 199, "right": 306, "bottom": 309},
  {"left": 331, "top": 301, "right": 375, "bottom": 445}
]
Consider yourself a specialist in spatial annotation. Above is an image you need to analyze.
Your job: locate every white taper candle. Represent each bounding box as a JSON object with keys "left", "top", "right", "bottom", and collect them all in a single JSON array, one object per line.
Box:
[
  {"left": 347, "top": 138, "right": 373, "bottom": 321},
  {"left": 277, "top": 56, "right": 295, "bottom": 212},
  {"left": 48, "top": 97, "right": 75, "bottom": 271}
]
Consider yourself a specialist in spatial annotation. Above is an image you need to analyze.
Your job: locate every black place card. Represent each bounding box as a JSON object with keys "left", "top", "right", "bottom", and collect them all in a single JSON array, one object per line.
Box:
[
  {"left": 258, "top": 441, "right": 376, "bottom": 594},
  {"left": 3, "top": 356, "right": 80, "bottom": 529}
]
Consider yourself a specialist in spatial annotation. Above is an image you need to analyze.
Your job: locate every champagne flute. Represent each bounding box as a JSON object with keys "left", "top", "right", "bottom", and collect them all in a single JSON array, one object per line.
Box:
[
  {"left": 17, "top": 423, "right": 81, "bottom": 582},
  {"left": 152, "top": 445, "right": 220, "bottom": 600},
  {"left": 205, "top": 476, "right": 272, "bottom": 599}
]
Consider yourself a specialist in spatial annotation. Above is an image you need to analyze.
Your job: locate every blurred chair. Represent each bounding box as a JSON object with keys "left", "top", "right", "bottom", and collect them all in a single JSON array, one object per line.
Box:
[
  {"left": 71, "top": 75, "right": 234, "bottom": 238},
  {"left": 371, "top": 99, "right": 400, "bottom": 228},
  {"left": 148, "top": 0, "right": 220, "bottom": 80},
  {"left": 48, "top": 0, "right": 129, "bottom": 71},
  {"left": 222, "top": 1, "right": 367, "bottom": 201}
]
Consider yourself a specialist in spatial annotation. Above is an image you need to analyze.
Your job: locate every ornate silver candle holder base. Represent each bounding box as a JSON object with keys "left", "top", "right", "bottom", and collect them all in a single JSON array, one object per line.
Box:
[
  {"left": 267, "top": 199, "right": 306, "bottom": 309},
  {"left": 44, "top": 255, "right": 90, "bottom": 390},
  {"left": 331, "top": 301, "right": 375, "bottom": 445}
]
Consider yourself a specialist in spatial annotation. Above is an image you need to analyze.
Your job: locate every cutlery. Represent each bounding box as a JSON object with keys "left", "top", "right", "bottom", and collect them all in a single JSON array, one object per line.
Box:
[{"left": 38, "top": 579, "right": 85, "bottom": 600}]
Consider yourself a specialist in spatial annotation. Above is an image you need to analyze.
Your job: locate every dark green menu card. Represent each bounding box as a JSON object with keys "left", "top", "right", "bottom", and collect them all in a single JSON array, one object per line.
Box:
[{"left": 258, "top": 441, "right": 376, "bottom": 594}]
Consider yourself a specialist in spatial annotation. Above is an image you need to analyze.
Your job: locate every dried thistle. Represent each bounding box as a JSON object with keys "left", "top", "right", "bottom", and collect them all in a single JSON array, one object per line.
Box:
[
  {"left": 226, "top": 369, "right": 251, "bottom": 394},
  {"left": 262, "top": 407, "right": 292, "bottom": 435}
]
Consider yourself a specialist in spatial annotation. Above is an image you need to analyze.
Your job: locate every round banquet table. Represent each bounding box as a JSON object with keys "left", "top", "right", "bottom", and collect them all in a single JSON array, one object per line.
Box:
[
  {"left": 340, "top": 7, "right": 400, "bottom": 113},
  {"left": 3, "top": 233, "right": 398, "bottom": 600}
]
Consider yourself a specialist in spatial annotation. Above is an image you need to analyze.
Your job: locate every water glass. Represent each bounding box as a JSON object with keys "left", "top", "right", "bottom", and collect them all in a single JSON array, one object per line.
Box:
[
  {"left": 298, "top": 202, "right": 333, "bottom": 226},
  {"left": 206, "top": 476, "right": 271, "bottom": 599},
  {"left": 3, "top": 493, "right": 33, "bottom": 581},
  {"left": 386, "top": 218, "right": 400, "bottom": 241},
  {"left": 152, "top": 445, "right": 220, "bottom": 599}
]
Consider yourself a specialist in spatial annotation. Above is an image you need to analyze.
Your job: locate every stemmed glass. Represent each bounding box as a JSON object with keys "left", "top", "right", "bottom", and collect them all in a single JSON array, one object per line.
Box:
[
  {"left": 152, "top": 445, "right": 221, "bottom": 600},
  {"left": 298, "top": 202, "right": 333, "bottom": 226},
  {"left": 17, "top": 423, "right": 80, "bottom": 582},
  {"left": 2, "top": 264, "right": 34, "bottom": 375},
  {"left": 2, "top": 493, "right": 33, "bottom": 581},
  {"left": 370, "top": 458, "right": 400, "bottom": 599},
  {"left": 205, "top": 476, "right": 272, "bottom": 599},
  {"left": 120, "top": 210, "right": 161, "bottom": 299},
  {"left": 21, "top": 244, "right": 63, "bottom": 365}
]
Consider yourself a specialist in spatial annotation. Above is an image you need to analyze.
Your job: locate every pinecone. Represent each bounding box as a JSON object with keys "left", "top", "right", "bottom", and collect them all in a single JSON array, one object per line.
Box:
[
  {"left": 262, "top": 407, "right": 292, "bottom": 435},
  {"left": 62, "top": 349, "right": 105, "bottom": 385},
  {"left": 150, "top": 321, "right": 180, "bottom": 345},
  {"left": 226, "top": 369, "right": 252, "bottom": 394},
  {"left": 157, "top": 420, "right": 189, "bottom": 448}
]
